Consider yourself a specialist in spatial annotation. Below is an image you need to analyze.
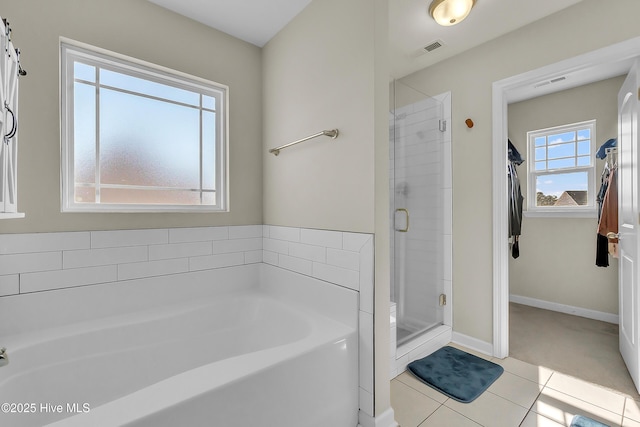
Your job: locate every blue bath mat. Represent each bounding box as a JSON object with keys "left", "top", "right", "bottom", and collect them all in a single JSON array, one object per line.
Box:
[
  {"left": 407, "top": 346, "right": 504, "bottom": 403},
  {"left": 570, "top": 415, "right": 610, "bottom": 427}
]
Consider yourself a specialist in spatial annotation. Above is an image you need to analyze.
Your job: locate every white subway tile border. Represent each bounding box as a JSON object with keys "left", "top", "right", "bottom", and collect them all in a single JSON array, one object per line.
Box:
[
  {"left": 300, "top": 228, "right": 343, "bottom": 249},
  {"left": 148, "top": 241, "right": 213, "bottom": 261},
  {"left": 63, "top": 246, "right": 148, "bottom": 269},
  {"left": 0, "top": 252, "right": 62, "bottom": 276},
  {"left": 0, "top": 226, "right": 269, "bottom": 295},
  {"left": 189, "top": 252, "right": 245, "bottom": 271},
  {"left": 266, "top": 225, "right": 300, "bottom": 242},
  {"left": 20, "top": 265, "right": 118, "bottom": 293},
  {"left": 0, "top": 232, "right": 90, "bottom": 255},
  {"left": 228, "top": 225, "right": 263, "bottom": 239},
  {"left": 261, "top": 225, "right": 375, "bottom": 417},
  {"left": 278, "top": 254, "right": 313, "bottom": 276},
  {"left": 117, "top": 258, "right": 189, "bottom": 281},
  {"left": 168, "top": 226, "right": 229, "bottom": 243},
  {"left": 91, "top": 229, "right": 168, "bottom": 248},
  {"left": 212, "top": 237, "right": 262, "bottom": 254},
  {"left": 327, "top": 248, "right": 360, "bottom": 271},
  {"left": 288, "top": 242, "right": 326, "bottom": 263},
  {"left": 0, "top": 274, "right": 19, "bottom": 296}
]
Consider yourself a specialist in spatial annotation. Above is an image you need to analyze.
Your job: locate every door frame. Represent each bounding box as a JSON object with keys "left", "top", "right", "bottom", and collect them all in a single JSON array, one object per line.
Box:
[{"left": 492, "top": 36, "right": 640, "bottom": 358}]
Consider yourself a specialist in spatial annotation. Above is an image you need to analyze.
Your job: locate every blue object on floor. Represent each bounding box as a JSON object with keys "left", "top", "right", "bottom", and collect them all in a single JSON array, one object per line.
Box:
[
  {"left": 407, "top": 346, "right": 504, "bottom": 403},
  {"left": 570, "top": 414, "right": 610, "bottom": 427}
]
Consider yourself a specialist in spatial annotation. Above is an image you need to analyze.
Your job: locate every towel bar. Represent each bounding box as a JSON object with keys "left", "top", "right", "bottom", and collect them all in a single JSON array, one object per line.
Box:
[{"left": 269, "top": 129, "right": 339, "bottom": 156}]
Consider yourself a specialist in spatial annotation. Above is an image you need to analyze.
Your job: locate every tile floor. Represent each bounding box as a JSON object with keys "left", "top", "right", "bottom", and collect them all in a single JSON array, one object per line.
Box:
[{"left": 391, "top": 344, "right": 640, "bottom": 427}]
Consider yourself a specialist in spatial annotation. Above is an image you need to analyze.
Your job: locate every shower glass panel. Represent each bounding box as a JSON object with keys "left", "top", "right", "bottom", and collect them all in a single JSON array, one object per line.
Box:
[{"left": 390, "top": 80, "right": 445, "bottom": 347}]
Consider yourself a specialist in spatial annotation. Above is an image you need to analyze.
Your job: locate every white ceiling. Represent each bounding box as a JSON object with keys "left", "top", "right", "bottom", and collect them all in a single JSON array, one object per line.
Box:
[
  {"left": 148, "top": 0, "right": 587, "bottom": 79},
  {"left": 147, "top": 0, "right": 313, "bottom": 47},
  {"left": 389, "top": 0, "right": 586, "bottom": 78}
]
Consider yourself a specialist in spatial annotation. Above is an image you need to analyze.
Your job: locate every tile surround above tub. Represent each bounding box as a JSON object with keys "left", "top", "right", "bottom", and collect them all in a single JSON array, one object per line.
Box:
[
  {"left": 262, "top": 225, "right": 374, "bottom": 313},
  {"left": 0, "top": 225, "right": 373, "bottom": 306},
  {"left": 0, "top": 226, "right": 265, "bottom": 295},
  {"left": 262, "top": 225, "right": 375, "bottom": 423}
]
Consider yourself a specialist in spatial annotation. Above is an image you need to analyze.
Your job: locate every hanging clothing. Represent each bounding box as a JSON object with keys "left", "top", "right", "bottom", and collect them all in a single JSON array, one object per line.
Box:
[
  {"left": 508, "top": 139, "right": 524, "bottom": 165},
  {"left": 596, "top": 233, "right": 609, "bottom": 267},
  {"left": 508, "top": 162, "right": 523, "bottom": 238},
  {"left": 596, "top": 162, "right": 611, "bottom": 222},
  {"left": 598, "top": 167, "right": 618, "bottom": 238},
  {"left": 508, "top": 139, "right": 524, "bottom": 259},
  {"left": 595, "top": 163, "right": 611, "bottom": 266},
  {"left": 595, "top": 138, "right": 617, "bottom": 160},
  {"left": 598, "top": 167, "right": 618, "bottom": 260}
]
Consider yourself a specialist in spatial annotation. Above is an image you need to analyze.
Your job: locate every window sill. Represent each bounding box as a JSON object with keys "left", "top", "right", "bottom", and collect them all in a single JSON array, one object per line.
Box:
[
  {"left": 524, "top": 209, "right": 597, "bottom": 219},
  {"left": 0, "top": 212, "right": 25, "bottom": 219},
  {"left": 61, "top": 205, "right": 227, "bottom": 213}
]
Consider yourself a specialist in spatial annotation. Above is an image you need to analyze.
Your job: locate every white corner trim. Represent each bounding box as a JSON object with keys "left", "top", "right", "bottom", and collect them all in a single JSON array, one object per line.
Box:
[
  {"left": 451, "top": 332, "right": 494, "bottom": 357},
  {"left": 510, "top": 294, "right": 619, "bottom": 324},
  {"left": 358, "top": 407, "right": 398, "bottom": 427},
  {"left": 492, "top": 81, "right": 510, "bottom": 360}
]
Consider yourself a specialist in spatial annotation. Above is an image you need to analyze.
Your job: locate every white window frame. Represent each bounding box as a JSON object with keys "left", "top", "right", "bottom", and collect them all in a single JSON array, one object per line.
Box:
[
  {"left": 525, "top": 120, "right": 597, "bottom": 218},
  {"left": 60, "top": 39, "right": 229, "bottom": 213}
]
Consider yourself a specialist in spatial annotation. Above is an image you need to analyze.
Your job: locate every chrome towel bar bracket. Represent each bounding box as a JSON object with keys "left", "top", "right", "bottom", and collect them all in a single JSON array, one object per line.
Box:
[{"left": 269, "top": 129, "right": 339, "bottom": 156}]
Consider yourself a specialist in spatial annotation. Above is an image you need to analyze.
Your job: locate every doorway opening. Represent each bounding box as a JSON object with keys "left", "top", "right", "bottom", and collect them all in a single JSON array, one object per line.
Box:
[{"left": 492, "top": 37, "right": 640, "bottom": 387}]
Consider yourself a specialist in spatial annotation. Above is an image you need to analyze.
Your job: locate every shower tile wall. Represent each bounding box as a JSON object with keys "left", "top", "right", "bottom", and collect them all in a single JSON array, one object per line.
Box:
[{"left": 390, "top": 96, "right": 445, "bottom": 335}]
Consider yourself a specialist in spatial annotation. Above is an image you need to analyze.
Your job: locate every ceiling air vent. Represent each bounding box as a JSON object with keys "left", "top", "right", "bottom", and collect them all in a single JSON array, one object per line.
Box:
[{"left": 423, "top": 39, "right": 444, "bottom": 53}]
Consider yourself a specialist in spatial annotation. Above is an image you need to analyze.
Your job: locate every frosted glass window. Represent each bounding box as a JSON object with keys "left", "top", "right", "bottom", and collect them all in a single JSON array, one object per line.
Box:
[
  {"left": 526, "top": 120, "right": 596, "bottom": 214},
  {"left": 61, "top": 41, "right": 228, "bottom": 212}
]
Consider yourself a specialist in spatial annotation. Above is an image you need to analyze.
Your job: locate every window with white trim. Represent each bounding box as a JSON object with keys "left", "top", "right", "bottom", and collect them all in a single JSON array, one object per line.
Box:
[
  {"left": 61, "top": 41, "right": 228, "bottom": 212},
  {"left": 526, "top": 120, "right": 596, "bottom": 216}
]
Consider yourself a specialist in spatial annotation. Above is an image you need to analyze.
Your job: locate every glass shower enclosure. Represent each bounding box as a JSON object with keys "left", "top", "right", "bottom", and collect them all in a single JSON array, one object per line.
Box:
[{"left": 390, "top": 80, "right": 446, "bottom": 347}]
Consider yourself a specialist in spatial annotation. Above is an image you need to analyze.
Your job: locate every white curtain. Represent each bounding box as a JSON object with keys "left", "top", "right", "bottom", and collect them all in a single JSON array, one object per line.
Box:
[{"left": 0, "top": 17, "right": 20, "bottom": 214}]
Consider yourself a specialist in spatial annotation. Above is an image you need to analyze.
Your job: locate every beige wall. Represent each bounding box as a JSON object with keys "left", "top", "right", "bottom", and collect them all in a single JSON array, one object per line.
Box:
[
  {"left": 0, "top": 0, "right": 262, "bottom": 234},
  {"left": 401, "top": 0, "right": 640, "bottom": 344},
  {"left": 262, "top": 0, "right": 391, "bottom": 416},
  {"left": 262, "top": 0, "right": 377, "bottom": 234},
  {"left": 508, "top": 77, "right": 622, "bottom": 315}
]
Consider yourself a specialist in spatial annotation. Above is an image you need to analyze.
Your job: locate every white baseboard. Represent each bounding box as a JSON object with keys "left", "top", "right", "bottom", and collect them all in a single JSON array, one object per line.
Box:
[
  {"left": 358, "top": 407, "right": 398, "bottom": 427},
  {"left": 510, "top": 294, "right": 618, "bottom": 325},
  {"left": 451, "top": 331, "right": 494, "bottom": 357}
]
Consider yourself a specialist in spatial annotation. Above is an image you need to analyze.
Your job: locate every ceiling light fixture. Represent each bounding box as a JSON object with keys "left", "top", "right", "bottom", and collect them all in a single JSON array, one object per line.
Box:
[{"left": 428, "top": 0, "right": 476, "bottom": 26}]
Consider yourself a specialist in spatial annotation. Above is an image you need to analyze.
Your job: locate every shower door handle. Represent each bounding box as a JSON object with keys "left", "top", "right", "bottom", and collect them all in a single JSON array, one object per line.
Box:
[{"left": 394, "top": 208, "right": 409, "bottom": 232}]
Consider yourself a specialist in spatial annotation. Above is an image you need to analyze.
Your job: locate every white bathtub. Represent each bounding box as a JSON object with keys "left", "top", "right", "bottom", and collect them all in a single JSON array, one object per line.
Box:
[{"left": 0, "top": 264, "right": 359, "bottom": 427}]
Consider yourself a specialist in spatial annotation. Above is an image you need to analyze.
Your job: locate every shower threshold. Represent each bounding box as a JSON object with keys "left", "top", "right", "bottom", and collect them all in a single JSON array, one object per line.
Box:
[
  {"left": 391, "top": 323, "right": 452, "bottom": 377},
  {"left": 397, "top": 322, "right": 442, "bottom": 347}
]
